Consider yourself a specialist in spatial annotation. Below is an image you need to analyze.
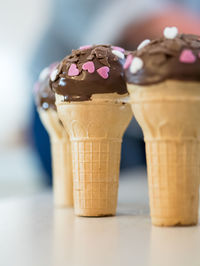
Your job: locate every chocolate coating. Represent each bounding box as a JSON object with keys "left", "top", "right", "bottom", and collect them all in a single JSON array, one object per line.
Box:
[
  {"left": 34, "top": 64, "right": 58, "bottom": 110},
  {"left": 50, "top": 45, "right": 127, "bottom": 101},
  {"left": 125, "top": 34, "right": 200, "bottom": 85}
]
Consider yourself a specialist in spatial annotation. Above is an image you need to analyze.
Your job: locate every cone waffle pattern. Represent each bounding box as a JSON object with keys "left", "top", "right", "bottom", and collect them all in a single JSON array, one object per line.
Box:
[
  {"left": 128, "top": 81, "right": 200, "bottom": 226},
  {"left": 72, "top": 139, "right": 121, "bottom": 216},
  {"left": 146, "top": 140, "right": 200, "bottom": 226},
  {"left": 52, "top": 138, "right": 73, "bottom": 207}
]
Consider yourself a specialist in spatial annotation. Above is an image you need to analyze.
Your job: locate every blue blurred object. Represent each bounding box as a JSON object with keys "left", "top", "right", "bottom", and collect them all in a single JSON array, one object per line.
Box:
[
  {"left": 31, "top": 105, "right": 52, "bottom": 186},
  {"left": 121, "top": 135, "right": 145, "bottom": 170}
]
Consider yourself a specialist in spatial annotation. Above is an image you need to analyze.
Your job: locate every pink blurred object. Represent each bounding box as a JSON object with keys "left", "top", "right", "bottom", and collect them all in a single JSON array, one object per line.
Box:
[
  {"left": 33, "top": 82, "right": 40, "bottom": 93},
  {"left": 120, "top": 6, "right": 200, "bottom": 49},
  {"left": 112, "top": 46, "right": 125, "bottom": 52},
  {"left": 124, "top": 54, "right": 133, "bottom": 69},
  {"left": 79, "top": 45, "right": 92, "bottom": 50},
  {"left": 49, "top": 62, "right": 59, "bottom": 73}
]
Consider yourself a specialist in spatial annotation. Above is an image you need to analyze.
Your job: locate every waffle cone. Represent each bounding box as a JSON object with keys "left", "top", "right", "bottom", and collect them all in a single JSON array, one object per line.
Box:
[
  {"left": 56, "top": 93, "right": 132, "bottom": 216},
  {"left": 128, "top": 80, "right": 200, "bottom": 226},
  {"left": 39, "top": 109, "right": 73, "bottom": 207}
]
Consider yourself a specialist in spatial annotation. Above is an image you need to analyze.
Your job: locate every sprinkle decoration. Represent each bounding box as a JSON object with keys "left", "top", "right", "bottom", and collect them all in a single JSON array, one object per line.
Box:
[
  {"left": 50, "top": 69, "right": 59, "bottom": 81},
  {"left": 163, "top": 26, "right": 178, "bottom": 39},
  {"left": 42, "top": 102, "right": 49, "bottom": 110},
  {"left": 137, "top": 39, "right": 150, "bottom": 50},
  {"left": 111, "top": 46, "right": 125, "bottom": 53},
  {"left": 97, "top": 66, "right": 110, "bottom": 79},
  {"left": 124, "top": 54, "right": 133, "bottom": 69},
  {"left": 59, "top": 77, "right": 66, "bottom": 86},
  {"left": 68, "top": 63, "right": 80, "bottom": 76},
  {"left": 82, "top": 61, "right": 95, "bottom": 73},
  {"left": 179, "top": 49, "right": 196, "bottom": 63},
  {"left": 130, "top": 57, "right": 143, "bottom": 74},
  {"left": 79, "top": 45, "right": 92, "bottom": 50},
  {"left": 112, "top": 49, "right": 125, "bottom": 59}
]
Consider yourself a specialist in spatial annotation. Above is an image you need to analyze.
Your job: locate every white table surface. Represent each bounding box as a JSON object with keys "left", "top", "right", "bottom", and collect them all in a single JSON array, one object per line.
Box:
[{"left": 0, "top": 168, "right": 200, "bottom": 266}]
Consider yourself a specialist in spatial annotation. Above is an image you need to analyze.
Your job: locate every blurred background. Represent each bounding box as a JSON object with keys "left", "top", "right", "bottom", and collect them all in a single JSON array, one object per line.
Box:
[{"left": 1, "top": 0, "right": 200, "bottom": 198}]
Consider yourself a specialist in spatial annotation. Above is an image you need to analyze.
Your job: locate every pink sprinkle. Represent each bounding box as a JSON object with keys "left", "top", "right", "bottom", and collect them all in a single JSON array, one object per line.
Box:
[
  {"left": 68, "top": 63, "right": 80, "bottom": 76},
  {"left": 79, "top": 45, "right": 92, "bottom": 50},
  {"left": 124, "top": 54, "right": 133, "bottom": 69},
  {"left": 179, "top": 49, "right": 196, "bottom": 63},
  {"left": 97, "top": 66, "right": 110, "bottom": 79},
  {"left": 112, "top": 46, "right": 125, "bottom": 53},
  {"left": 82, "top": 61, "right": 95, "bottom": 73}
]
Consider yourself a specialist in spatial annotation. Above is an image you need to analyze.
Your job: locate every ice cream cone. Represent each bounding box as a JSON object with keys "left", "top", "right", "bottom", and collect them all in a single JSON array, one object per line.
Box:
[
  {"left": 56, "top": 94, "right": 132, "bottom": 216},
  {"left": 128, "top": 80, "right": 200, "bottom": 226},
  {"left": 39, "top": 109, "right": 73, "bottom": 207},
  {"left": 50, "top": 44, "right": 132, "bottom": 216}
]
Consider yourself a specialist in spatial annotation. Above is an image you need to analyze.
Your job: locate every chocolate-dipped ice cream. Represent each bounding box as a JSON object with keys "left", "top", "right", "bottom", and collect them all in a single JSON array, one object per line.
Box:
[
  {"left": 125, "top": 31, "right": 200, "bottom": 85},
  {"left": 34, "top": 63, "right": 58, "bottom": 110},
  {"left": 50, "top": 45, "right": 128, "bottom": 101}
]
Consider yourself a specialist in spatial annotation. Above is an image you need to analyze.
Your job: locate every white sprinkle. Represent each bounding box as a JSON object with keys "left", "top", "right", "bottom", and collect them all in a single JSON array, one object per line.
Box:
[
  {"left": 137, "top": 39, "right": 150, "bottom": 50},
  {"left": 42, "top": 102, "right": 49, "bottom": 110},
  {"left": 112, "top": 50, "right": 125, "bottom": 59},
  {"left": 130, "top": 57, "right": 143, "bottom": 74},
  {"left": 59, "top": 77, "right": 66, "bottom": 86},
  {"left": 50, "top": 69, "right": 58, "bottom": 81},
  {"left": 163, "top": 26, "right": 178, "bottom": 39},
  {"left": 39, "top": 67, "right": 50, "bottom": 81}
]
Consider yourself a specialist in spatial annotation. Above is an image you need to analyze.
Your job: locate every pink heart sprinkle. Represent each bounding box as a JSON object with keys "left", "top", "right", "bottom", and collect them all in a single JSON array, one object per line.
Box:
[
  {"left": 68, "top": 64, "right": 79, "bottom": 76},
  {"left": 79, "top": 45, "right": 92, "bottom": 50},
  {"left": 179, "top": 49, "right": 196, "bottom": 63},
  {"left": 82, "top": 61, "right": 95, "bottom": 73},
  {"left": 97, "top": 66, "right": 110, "bottom": 79},
  {"left": 124, "top": 54, "right": 133, "bottom": 69},
  {"left": 112, "top": 46, "right": 125, "bottom": 53}
]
